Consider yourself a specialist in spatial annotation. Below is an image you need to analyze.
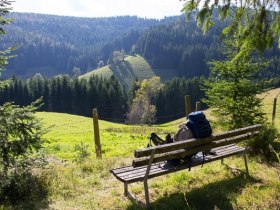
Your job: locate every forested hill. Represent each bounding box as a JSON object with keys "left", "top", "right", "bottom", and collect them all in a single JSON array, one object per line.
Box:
[
  {"left": 133, "top": 16, "right": 223, "bottom": 77},
  {"left": 132, "top": 16, "right": 280, "bottom": 78},
  {"left": 3, "top": 12, "right": 173, "bottom": 78},
  {"left": 3, "top": 12, "right": 280, "bottom": 80}
]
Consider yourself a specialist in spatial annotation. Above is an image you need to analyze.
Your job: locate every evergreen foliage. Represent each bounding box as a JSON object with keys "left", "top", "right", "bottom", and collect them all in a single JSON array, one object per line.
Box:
[
  {"left": 3, "top": 13, "right": 167, "bottom": 78},
  {"left": 205, "top": 35, "right": 266, "bottom": 128},
  {"left": 0, "top": 0, "right": 14, "bottom": 88},
  {"left": 0, "top": 75, "right": 128, "bottom": 119},
  {"left": 0, "top": 99, "right": 46, "bottom": 176},
  {"left": 155, "top": 77, "right": 205, "bottom": 122},
  {"left": 182, "top": 0, "right": 278, "bottom": 128},
  {"left": 0, "top": 1, "right": 48, "bottom": 203},
  {"left": 2, "top": 12, "right": 280, "bottom": 80},
  {"left": 182, "top": 0, "right": 280, "bottom": 56},
  {"left": 0, "top": 75, "right": 209, "bottom": 123}
]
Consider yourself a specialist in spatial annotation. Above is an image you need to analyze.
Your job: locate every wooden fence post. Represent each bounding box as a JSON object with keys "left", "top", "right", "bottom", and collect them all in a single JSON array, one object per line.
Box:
[
  {"left": 93, "top": 108, "right": 102, "bottom": 159},
  {"left": 185, "top": 95, "right": 191, "bottom": 119},
  {"left": 272, "top": 98, "right": 277, "bottom": 126},
  {"left": 196, "top": 101, "right": 201, "bottom": 112}
]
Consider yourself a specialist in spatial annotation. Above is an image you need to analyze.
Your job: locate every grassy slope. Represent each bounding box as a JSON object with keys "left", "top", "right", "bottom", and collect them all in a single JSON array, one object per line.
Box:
[
  {"left": 28, "top": 89, "right": 280, "bottom": 209},
  {"left": 79, "top": 54, "right": 157, "bottom": 90},
  {"left": 259, "top": 87, "right": 280, "bottom": 126}
]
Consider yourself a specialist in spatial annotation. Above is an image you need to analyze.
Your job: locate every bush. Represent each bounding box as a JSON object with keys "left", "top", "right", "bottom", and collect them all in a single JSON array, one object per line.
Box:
[
  {"left": 0, "top": 171, "right": 48, "bottom": 204},
  {"left": 74, "top": 141, "right": 91, "bottom": 164},
  {"left": 0, "top": 99, "right": 47, "bottom": 203},
  {"left": 248, "top": 125, "right": 280, "bottom": 162}
]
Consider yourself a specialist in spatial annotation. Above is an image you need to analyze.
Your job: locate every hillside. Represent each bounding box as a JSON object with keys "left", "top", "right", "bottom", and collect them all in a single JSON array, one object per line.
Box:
[
  {"left": 134, "top": 16, "right": 280, "bottom": 78},
  {"left": 23, "top": 88, "right": 280, "bottom": 209},
  {"left": 80, "top": 54, "right": 157, "bottom": 89},
  {"left": 2, "top": 13, "right": 280, "bottom": 81},
  {"left": 80, "top": 54, "right": 180, "bottom": 89},
  {"left": 3, "top": 13, "right": 168, "bottom": 78}
]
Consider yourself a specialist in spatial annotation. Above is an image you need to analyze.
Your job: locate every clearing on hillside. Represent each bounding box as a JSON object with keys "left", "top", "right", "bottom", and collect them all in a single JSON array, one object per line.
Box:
[{"left": 80, "top": 54, "right": 156, "bottom": 90}]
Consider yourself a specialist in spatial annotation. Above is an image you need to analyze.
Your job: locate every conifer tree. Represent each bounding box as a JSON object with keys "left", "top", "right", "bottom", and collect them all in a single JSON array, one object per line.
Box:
[
  {"left": 204, "top": 30, "right": 266, "bottom": 129},
  {"left": 0, "top": 0, "right": 14, "bottom": 88},
  {"left": 0, "top": 1, "right": 47, "bottom": 202},
  {"left": 182, "top": 0, "right": 280, "bottom": 56}
]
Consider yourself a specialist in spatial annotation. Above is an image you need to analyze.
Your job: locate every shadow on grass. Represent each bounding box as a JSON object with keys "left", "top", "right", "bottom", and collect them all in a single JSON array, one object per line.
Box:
[
  {"left": 0, "top": 173, "right": 50, "bottom": 210},
  {"left": 126, "top": 175, "right": 260, "bottom": 210}
]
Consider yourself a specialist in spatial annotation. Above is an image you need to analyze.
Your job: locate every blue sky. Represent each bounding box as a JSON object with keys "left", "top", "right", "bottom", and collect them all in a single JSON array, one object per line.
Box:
[{"left": 13, "top": 0, "right": 185, "bottom": 19}]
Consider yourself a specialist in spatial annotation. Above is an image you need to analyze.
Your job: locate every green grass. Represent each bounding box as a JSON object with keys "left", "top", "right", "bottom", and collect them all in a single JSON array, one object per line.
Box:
[
  {"left": 80, "top": 54, "right": 156, "bottom": 90},
  {"left": 81, "top": 65, "right": 114, "bottom": 80},
  {"left": 79, "top": 55, "right": 181, "bottom": 89},
  {"left": 36, "top": 112, "right": 177, "bottom": 159},
  {"left": 4, "top": 89, "right": 280, "bottom": 209},
  {"left": 259, "top": 87, "right": 280, "bottom": 127}
]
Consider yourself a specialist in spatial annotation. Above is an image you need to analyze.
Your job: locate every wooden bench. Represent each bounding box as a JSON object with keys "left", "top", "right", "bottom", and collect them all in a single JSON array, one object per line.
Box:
[{"left": 110, "top": 124, "right": 262, "bottom": 208}]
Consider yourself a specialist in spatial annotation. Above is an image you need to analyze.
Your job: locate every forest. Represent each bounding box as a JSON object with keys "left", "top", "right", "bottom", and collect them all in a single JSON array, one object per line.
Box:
[
  {"left": 1, "top": 12, "right": 280, "bottom": 123},
  {"left": 4, "top": 12, "right": 280, "bottom": 80},
  {"left": 3, "top": 13, "right": 173, "bottom": 78},
  {"left": 1, "top": 74, "right": 280, "bottom": 123},
  {"left": 0, "top": 74, "right": 206, "bottom": 123}
]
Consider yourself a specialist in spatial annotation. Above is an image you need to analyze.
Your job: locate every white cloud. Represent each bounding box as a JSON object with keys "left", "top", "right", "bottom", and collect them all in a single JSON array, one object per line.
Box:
[{"left": 12, "top": 0, "right": 185, "bottom": 19}]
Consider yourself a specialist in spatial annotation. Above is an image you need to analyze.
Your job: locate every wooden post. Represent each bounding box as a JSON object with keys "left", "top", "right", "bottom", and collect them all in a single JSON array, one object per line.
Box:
[
  {"left": 185, "top": 95, "right": 191, "bottom": 119},
  {"left": 272, "top": 98, "right": 277, "bottom": 126},
  {"left": 93, "top": 108, "right": 102, "bottom": 159},
  {"left": 196, "top": 101, "right": 201, "bottom": 112}
]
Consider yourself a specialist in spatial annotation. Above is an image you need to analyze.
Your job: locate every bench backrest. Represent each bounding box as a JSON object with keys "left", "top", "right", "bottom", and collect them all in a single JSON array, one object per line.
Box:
[{"left": 132, "top": 124, "right": 262, "bottom": 167}]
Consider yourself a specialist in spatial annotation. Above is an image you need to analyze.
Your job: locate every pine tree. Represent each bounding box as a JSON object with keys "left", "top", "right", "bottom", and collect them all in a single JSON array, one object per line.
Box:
[{"left": 204, "top": 33, "right": 266, "bottom": 129}]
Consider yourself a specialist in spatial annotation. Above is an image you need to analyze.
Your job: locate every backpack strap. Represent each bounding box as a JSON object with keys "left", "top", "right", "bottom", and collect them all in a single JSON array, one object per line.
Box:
[
  {"left": 186, "top": 155, "right": 193, "bottom": 171},
  {"left": 148, "top": 133, "right": 165, "bottom": 147},
  {"left": 201, "top": 151, "right": 206, "bottom": 168}
]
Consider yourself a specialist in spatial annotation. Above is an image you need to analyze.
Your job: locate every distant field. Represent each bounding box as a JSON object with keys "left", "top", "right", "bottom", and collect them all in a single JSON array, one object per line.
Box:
[
  {"left": 80, "top": 54, "right": 156, "bottom": 90},
  {"left": 27, "top": 88, "right": 280, "bottom": 209}
]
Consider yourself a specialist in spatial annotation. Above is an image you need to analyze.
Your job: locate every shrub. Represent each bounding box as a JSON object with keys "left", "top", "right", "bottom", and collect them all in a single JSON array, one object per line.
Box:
[
  {"left": 74, "top": 141, "right": 91, "bottom": 164},
  {"left": 0, "top": 99, "right": 47, "bottom": 203},
  {"left": 248, "top": 125, "right": 280, "bottom": 162}
]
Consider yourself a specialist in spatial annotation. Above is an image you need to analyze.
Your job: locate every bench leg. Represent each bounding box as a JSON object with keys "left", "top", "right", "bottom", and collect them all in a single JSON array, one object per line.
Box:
[
  {"left": 221, "top": 158, "right": 224, "bottom": 165},
  {"left": 124, "top": 182, "right": 128, "bottom": 195},
  {"left": 124, "top": 182, "right": 147, "bottom": 207},
  {"left": 243, "top": 152, "right": 249, "bottom": 177},
  {"left": 123, "top": 149, "right": 155, "bottom": 209},
  {"left": 144, "top": 180, "right": 150, "bottom": 209}
]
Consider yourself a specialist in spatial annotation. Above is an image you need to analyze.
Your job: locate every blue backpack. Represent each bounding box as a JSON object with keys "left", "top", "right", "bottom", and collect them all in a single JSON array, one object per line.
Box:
[{"left": 186, "top": 111, "right": 212, "bottom": 138}]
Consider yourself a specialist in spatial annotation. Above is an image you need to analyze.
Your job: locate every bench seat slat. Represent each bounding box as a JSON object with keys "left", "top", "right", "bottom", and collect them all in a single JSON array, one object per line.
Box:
[
  {"left": 110, "top": 144, "right": 246, "bottom": 183},
  {"left": 113, "top": 144, "right": 243, "bottom": 180},
  {"left": 110, "top": 144, "right": 239, "bottom": 176},
  {"left": 120, "top": 146, "right": 245, "bottom": 182},
  {"left": 127, "top": 146, "right": 245, "bottom": 183},
  {"left": 115, "top": 144, "right": 242, "bottom": 180},
  {"left": 110, "top": 163, "right": 163, "bottom": 181},
  {"left": 211, "top": 144, "right": 242, "bottom": 154}
]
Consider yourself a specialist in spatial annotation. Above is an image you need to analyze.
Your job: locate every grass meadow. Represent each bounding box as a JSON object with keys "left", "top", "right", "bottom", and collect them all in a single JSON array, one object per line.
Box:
[
  {"left": 6, "top": 88, "right": 280, "bottom": 209},
  {"left": 80, "top": 54, "right": 155, "bottom": 90}
]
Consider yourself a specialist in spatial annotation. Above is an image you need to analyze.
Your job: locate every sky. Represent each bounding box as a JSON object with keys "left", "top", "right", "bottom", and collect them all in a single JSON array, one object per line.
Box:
[{"left": 12, "top": 0, "right": 186, "bottom": 19}]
